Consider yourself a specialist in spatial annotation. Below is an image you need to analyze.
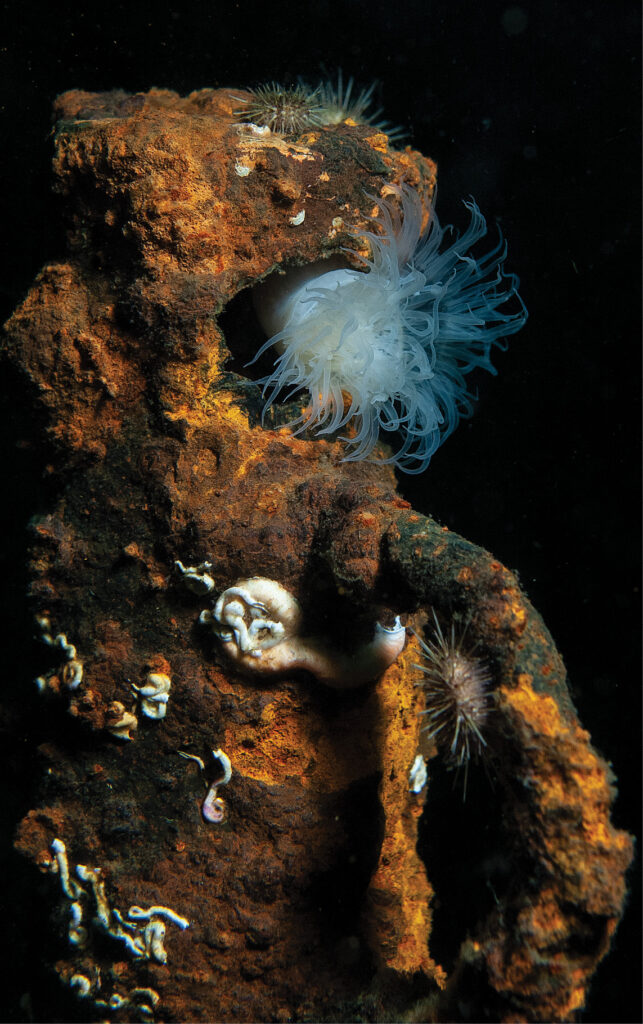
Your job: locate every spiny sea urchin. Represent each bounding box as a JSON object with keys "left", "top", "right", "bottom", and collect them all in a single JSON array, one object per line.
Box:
[
  {"left": 415, "top": 613, "right": 492, "bottom": 791},
  {"left": 231, "top": 74, "right": 404, "bottom": 142},
  {"left": 231, "top": 82, "right": 324, "bottom": 135}
]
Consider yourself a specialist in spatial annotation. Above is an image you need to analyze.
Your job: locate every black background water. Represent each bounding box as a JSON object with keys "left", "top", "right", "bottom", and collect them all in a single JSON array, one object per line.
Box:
[{"left": 0, "top": 0, "right": 640, "bottom": 1020}]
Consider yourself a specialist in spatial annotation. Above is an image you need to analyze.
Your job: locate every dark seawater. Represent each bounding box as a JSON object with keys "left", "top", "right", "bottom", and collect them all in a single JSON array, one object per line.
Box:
[{"left": 1, "top": 1, "right": 640, "bottom": 1020}]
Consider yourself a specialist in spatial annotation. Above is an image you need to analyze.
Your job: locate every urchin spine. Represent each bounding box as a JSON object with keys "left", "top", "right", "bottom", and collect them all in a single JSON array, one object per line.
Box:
[
  {"left": 232, "top": 82, "right": 323, "bottom": 135},
  {"left": 415, "top": 614, "right": 492, "bottom": 780}
]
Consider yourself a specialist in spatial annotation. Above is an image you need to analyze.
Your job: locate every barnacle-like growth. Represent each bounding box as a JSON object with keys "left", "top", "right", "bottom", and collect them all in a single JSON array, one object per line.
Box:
[
  {"left": 34, "top": 618, "right": 84, "bottom": 694},
  {"left": 408, "top": 753, "right": 428, "bottom": 794},
  {"left": 175, "top": 559, "right": 215, "bottom": 595},
  {"left": 45, "top": 839, "right": 189, "bottom": 966},
  {"left": 252, "top": 183, "right": 527, "bottom": 473},
  {"left": 105, "top": 701, "right": 138, "bottom": 741},
  {"left": 132, "top": 671, "right": 171, "bottom": 720},
  {"left": 201, "top": 577, "right": 405, "bottom": 688},
  {"left": 206, "top": 577, "right": 301, "bottom": 657},
  {"left": 201, "top": 749, "right": 232, "bottom": 824}
]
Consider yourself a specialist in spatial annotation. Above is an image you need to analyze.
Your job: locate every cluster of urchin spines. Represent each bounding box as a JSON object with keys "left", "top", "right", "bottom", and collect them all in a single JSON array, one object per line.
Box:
[
  {"left": 231, "top": 72, "right": 405, "bottom": 142},
  {"left": 414, "top": 611, "right": 493, "bottom": 779},
  {"left": 230, "top": 82, "right": 324, "bottom": 136}
]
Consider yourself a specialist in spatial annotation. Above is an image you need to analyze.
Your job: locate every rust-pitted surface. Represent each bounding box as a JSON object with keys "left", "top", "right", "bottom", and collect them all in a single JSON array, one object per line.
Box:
[
  {"left": 362, "top": 637, "right": 446, "bottom": 985},
  {"left": 1, "top": 88, "right": 632, "bottom": 1022}
]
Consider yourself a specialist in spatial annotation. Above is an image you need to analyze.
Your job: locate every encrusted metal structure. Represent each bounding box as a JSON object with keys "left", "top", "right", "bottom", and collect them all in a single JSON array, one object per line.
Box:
[{"left": 1, "top": 87, "right": 632, "bottom": 1022}]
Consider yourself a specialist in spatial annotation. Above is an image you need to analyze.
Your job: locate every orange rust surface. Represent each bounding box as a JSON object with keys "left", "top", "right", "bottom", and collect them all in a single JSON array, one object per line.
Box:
[
  {"left": 363, "top": 640, "right": 446, "bottom": 984},
  {"left": 471, "top": 675, "right": 635, "bottom": 1021},
  {"left": 502, "top": 677, "right": 632, "bottom": 912}
]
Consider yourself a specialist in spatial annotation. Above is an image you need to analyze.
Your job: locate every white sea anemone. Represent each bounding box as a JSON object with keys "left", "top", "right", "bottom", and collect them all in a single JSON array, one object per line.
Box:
[
  {"left": 313, "top": 70, "right": 406, "bottom": 143},
  {"left": 252, "top": 183, "right": 527, "bottom": 473}
]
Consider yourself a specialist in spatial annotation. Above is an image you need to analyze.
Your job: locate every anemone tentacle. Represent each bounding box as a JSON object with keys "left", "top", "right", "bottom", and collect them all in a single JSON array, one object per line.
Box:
[{"left": 252, "top": 183, "right": 527, "bottom": 473}]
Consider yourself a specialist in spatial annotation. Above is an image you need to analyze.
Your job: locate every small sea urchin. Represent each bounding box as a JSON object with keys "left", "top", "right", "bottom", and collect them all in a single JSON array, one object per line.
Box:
[
  {"left": 231, "top": 82, "right": 324, "bottom": 135},
  {"left": 231, "top": 73, "right": 404, "bottom": 142},
  {"left": 415, "top": 615, "right": 492, "bottom": 791}
]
